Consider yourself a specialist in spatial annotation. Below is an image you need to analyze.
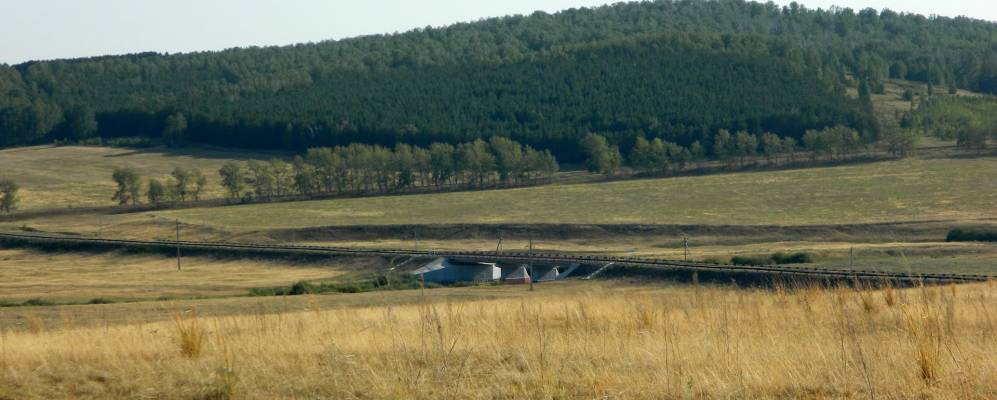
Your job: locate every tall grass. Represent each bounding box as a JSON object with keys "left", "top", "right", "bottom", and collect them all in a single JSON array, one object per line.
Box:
[
  {"left": 0, "top": 282, "right": 994, "bottom": 399},
  {"left": 173, "top": 309, "right": 207, "bottom": 359}
]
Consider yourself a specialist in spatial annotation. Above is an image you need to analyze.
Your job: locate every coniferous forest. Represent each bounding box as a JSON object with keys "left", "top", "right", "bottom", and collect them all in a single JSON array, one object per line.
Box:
[{"left": 2, "top": 0, "right": 997, "bottom": 159}]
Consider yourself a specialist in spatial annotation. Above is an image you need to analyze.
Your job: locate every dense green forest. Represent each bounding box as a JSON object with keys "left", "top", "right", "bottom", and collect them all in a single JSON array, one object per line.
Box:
[{"left": 2, "top": 0, "right": 996, "bottom": 158}]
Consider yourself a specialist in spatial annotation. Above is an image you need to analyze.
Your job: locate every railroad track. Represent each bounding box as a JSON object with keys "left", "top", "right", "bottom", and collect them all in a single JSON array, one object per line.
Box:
[{"left": 0, "top": 231, "right": 990, "bottom": 283}]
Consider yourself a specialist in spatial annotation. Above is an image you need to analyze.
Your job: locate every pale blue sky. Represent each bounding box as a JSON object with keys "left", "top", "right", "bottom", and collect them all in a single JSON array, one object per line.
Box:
[{"left": 1, "top": 0, "right": 993, "bottom": 65}]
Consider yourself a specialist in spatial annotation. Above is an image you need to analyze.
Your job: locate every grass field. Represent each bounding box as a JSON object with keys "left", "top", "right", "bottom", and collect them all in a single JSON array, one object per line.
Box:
[
  {"left": 1, "top": 281, "right": 993, "bottom": 399},
  {"left": 0, "top": 249, "right": 363, "bottom": 303},
  {"left": 151, "top": 157, "right": 997, "bottom": 230},
  {"left": 0, "top": 145, "right": 282, "bottom": 210}
]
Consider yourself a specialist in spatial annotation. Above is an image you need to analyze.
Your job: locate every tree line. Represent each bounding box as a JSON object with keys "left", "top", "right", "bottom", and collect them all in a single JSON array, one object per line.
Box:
[
  {"left": 579, "top": 123, "right": 916, "bottom": 175},
  {"left": 7, "top": 0, "right": 997, "bottom": 155},
  {"left": 110, "top": 167, "right": 208, "bottom": 206},
  {"left": 109, "top": 137, "right": 557, "bottom": 206}
]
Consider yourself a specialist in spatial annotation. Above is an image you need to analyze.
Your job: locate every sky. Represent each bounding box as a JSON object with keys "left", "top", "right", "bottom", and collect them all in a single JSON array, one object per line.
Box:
[{"left": 1, "top": 0, "right": 994, "bottom": 65}]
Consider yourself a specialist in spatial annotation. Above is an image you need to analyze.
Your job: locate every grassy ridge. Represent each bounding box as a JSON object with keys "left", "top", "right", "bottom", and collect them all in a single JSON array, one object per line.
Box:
[{"left": 158, "top": 157, "right": 997, "bottom": 230}]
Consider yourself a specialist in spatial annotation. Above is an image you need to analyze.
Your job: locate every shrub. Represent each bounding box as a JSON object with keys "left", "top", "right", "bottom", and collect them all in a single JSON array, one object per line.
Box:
[
  {"left": 731, "top": 252, "right": 814, "bottom": 266},
  {"left": 88, "top": 298, "right": 114, "bottom": 305},
  {"left": 21, "top": 298, "right": 55, "bottom": 307},
  {"left": 289, "top": 281, "right": 317, "bottom": 296},
  {"left": 771, "top": 252, "right": 814, "bottom": 264},
  {"left": 946, "top": 228, "right": 997, "bottom": 242},
  {"left": 248, "top": 287, "right": 286, "bottom": 297},
  {"left": 335, "top": 285, "right": 363, "bottom": 294},
  {"left": 731, "top": 255, "right": 772, "bottom": 266},
  {"left": 173, "top": 310, "right": 207, "bottom": 358}
]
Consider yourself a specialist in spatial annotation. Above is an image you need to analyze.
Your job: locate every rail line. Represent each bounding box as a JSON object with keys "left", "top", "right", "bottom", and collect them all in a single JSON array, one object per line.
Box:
[{"left": 0, "top": 231, "right": 990, "bottom": 283}]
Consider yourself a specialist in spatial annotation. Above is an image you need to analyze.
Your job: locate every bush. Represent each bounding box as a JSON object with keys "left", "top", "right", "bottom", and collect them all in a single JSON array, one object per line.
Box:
[
  {"left": 173, "top": 311, "right": 206, "bottom": 359},
  {"left": 248, "top": 287, "right": 286, "bottom": 297},
  {"left": 731, "top": 252, "right": 814, "bottom": 266},
  {"left": 771, "top": 252, "right": 814, "bottom": 264},
  {"left": 335, "top": 285, "right": 363, "bottom": 294},
  {"left": 88, "top": 298, "right": 114, "bottom": 305},
  {"left": 946, "top": 228, "right": 997, "bottom": 242},
  {"left": 289, "top": 281, "right": 317, "bottom": 296},
  {"left": 250, "top": 274, "right": 431, "bottom": 298},
  {"left": 730, "top": 255, "right": 772, "bottom": 266},
  {"left": 21, "top": 298, "right": 55, "bottom": 307}
]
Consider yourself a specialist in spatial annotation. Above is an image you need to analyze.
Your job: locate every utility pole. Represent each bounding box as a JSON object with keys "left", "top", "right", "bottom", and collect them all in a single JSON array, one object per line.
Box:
[
  {"left": 176, "top": 218, "right": 181, "bottom": 271},
  {"left": 683, "top": 235, "right": 689, "bottom": 261},
  {"left": 528, "top": 239, "right": 535, "bottom": 292},
  {"left": 850, "top": 247, "right": 854, "bottom": 269},
  {"left": 495, "top": 238, "right": 503, "bottom": 253}
]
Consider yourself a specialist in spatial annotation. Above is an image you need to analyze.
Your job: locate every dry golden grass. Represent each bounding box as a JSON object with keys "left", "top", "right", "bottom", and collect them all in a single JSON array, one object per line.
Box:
[
  {"left": 0, "top": 249, "right": 349, "bottom": 302},
  {"left": 1, "top": 281, "right": 994, "bottom": 399},
  {"left": 0, "top": 145, "right": 280, "bottom": 210}
]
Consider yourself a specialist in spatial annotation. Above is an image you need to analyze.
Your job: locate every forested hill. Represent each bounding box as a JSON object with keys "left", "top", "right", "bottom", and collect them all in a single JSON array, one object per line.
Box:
[{"left": 2, "top": 0, "right": 996, "bottom": 157}]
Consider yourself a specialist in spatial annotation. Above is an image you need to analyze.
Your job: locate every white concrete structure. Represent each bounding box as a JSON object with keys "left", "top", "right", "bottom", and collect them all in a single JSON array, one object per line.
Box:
[
  {"left": 411, "top": 258, "right": 501, "bottom": 284},
  {"left": 503, "top": 265, "right": 532, "bottom": 284}
]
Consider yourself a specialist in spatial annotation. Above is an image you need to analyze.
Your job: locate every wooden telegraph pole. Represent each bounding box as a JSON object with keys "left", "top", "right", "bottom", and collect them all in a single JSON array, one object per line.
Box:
[
  {"left": 176, "top": 218, "right": 181, "bottom": 271},
  {"left": 683, "top": 235, "right": 690, "bottom": 261}
]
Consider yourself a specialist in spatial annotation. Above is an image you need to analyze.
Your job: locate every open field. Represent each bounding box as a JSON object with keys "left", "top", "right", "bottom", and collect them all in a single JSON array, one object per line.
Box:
[
  {"left": 3, "top": 155, "right": 992, "bottom": 277},
  {"left": 143, "top": 157, "right": 997, "bottom": 230},
  {"left": 0, "top": 249, "right": 364, "bottom": 303},
  {"left": 1, "top": 280, "right": 994, "bottom": 399},
  {"left": 0, "top": 145, "right": 283, "bottom": 210}
]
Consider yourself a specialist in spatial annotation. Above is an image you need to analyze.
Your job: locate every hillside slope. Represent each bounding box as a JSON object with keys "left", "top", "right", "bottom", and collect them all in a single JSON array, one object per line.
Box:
[
  {"left": 132, "top": 157, "right": 995, "bottom": 230},
  {"left": 2, "top": 0, "right": 996, "bottom": 155}
]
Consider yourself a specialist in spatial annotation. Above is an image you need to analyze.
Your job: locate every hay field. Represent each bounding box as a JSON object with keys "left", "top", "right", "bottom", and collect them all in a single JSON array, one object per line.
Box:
[
  {"left": 155, "top": 157, "right": 997, "bottom": 230},
  {"left": 0, "top": 281, "right": 993, "bottom": 399},
  {"left": 0, "top": 145, "right": 280, "bottom": 210},
  {"left": 0, "top": 249, "right": 352, "bottom": 303}
]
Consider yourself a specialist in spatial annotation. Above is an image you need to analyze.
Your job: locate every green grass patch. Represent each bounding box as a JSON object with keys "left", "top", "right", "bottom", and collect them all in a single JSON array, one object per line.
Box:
[{"left": 159, "top": 158, "right": 997, "bottom": 229}]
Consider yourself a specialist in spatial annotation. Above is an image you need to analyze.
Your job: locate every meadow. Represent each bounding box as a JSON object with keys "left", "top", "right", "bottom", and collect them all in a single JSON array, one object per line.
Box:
[
  {"left": 0, "top": 281, "right": 993, "bottom": 399},
  {"left": 151, "top": 157, "right": 997, "bottom": 230},
  {"left": 0, "top": 145, "right": 282, "bottom": 210},
  {"left": 0, "top": 249, "right": 359, "bottom": 303}
]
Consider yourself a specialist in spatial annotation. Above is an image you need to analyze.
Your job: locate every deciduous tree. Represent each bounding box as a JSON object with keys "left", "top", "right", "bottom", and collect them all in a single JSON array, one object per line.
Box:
[{"left": 111, "top": 167, "right": 142, "bottom": 205}]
